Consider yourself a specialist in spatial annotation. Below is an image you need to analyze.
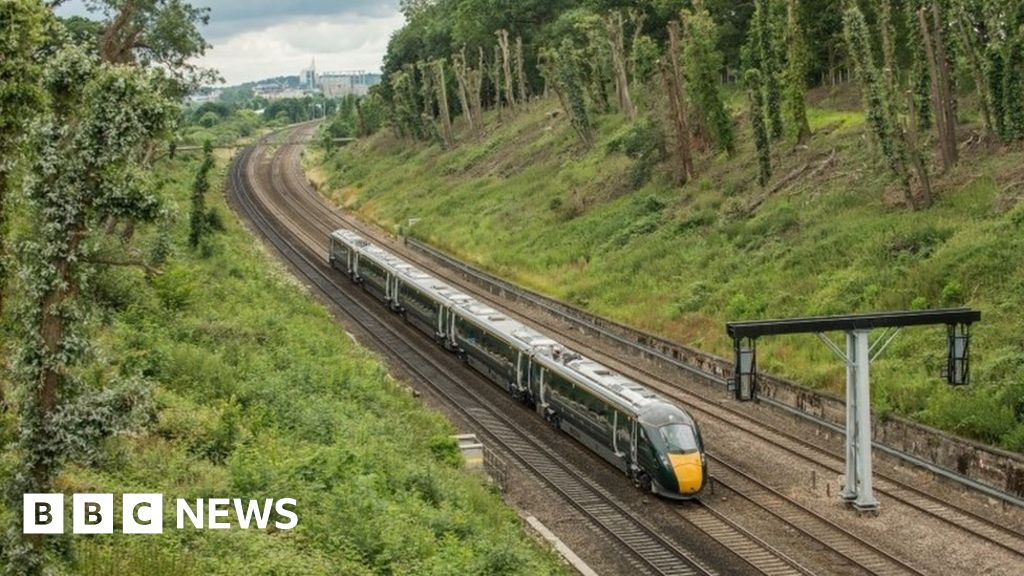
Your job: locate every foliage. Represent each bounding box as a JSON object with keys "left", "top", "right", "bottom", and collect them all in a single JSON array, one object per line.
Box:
[
  {"left": 682, "top": 0, "right": 735, "bottom": 156},
  {"left": 188, "top": 140, "right": 214, "bottom": 249},
  {"left": 0, "top": 0, "right": 52, "bottom": 315},
  {"left": 5, "top": 41, "right": 176, "bottom": 573},
  {"left": 80, "top": 0, "right": 219, "bottom": 95},
  {"left": 745, "top": 69, "right": 772, "bottom": 187},
  {"left": 607, "top": 117, "right": 665, "bottom": 188},
  {"left": 0, "top": 147, "right": 564, "bottom": 575},
  {"left": 843, "top": 4, "right": 909, "bottom": 192},
  {"left": 313, "top": 82, "right": 1024, "bottom": 452},
  {"left": 783, "top": 0, "right": 811, "bottom": 143}
]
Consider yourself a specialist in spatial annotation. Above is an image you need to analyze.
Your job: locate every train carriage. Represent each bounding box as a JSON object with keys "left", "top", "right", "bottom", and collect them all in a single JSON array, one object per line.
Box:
[{"left": 329, "top": 229, "right": 706, "bottom": 499}]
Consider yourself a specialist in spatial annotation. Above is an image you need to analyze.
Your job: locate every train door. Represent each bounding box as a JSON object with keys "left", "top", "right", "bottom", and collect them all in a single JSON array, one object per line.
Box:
[
  {"left": 533, "top": 364, "right": 547, "bottom": 417},
  {"left": 351, "top": 251, "right": 359, "bottom": 280},
  {"left": 630, "top": 419, "right": 639, "bottom": 471},
  {"left": 613, "top": 411, "right": 631, "bottom": 464},
  {"left": 390, "top": 277, "right": 402, "bottom": 312},
  {"left": 436, "top": 307, "right": 457, "bottom": 350}
]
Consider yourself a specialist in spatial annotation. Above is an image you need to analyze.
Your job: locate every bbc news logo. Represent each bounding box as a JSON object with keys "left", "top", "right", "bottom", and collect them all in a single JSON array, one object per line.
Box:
[{"left": 23, "top": 494, "right": 298, "bottom": 534}]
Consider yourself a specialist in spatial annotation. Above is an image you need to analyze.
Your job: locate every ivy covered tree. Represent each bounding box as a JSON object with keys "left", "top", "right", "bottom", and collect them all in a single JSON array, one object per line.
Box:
[
  {"left": 0, "top": 0, "right": 50, "bottom": 317},
  {"left": 544, "top": 39, "right": 593, "bottom": 145},
  {"left": 844, "top": 3, "right": 931, "bottom": 209},
  {"left": 746, "top": 69, "right": 772, "bottom": 187},
  {"left": 5, "top": 44, "right": 175, "bottom": 573},
  {"left": 188, "top": 139, "right": 214, "bottom": 249},
  {"left": 682, "top": 0, "right": 735, "bottom": 156},
  {"left": 784, "top": 0, "right": 812, "bottom": 144},
  {"left": 749, "top": 0, "right": 784, "bottom": 140}
]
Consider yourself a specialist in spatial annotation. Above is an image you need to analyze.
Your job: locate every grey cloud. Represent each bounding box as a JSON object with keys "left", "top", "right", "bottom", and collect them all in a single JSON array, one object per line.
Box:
[{"left": 199, "top": 1, "right": 401, "bottom": 40}]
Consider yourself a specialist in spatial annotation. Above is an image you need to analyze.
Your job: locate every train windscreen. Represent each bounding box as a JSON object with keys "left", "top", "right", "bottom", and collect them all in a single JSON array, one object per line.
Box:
[{"left": 658, "top": 424, "right": 699, "bottom": 454}]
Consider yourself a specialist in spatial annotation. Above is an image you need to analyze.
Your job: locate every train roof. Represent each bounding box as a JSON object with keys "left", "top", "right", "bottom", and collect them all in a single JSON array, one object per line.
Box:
[{"left": 331, "top": 229, "right": 691, "bottom": 419}]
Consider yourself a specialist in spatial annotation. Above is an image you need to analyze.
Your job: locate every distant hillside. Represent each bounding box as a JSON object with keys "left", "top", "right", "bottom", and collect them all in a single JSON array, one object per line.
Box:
[{"left": 308, "top": 86, "right": 1024, "bottom": 452}]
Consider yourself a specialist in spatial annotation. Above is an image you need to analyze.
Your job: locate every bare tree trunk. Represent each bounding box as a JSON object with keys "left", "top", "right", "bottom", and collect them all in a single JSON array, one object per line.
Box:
[
  {"left": 606, "top": 13, "right": 637, "bottom": 120},
  {"left": 433, "top": 60, "right": 454, "bottom": 148},
  {"left": 453, "top": 49, "right": 475, "bottom": 134},
  {"left": 0, "top": 171, "right": 7, "bottom": 316},
  {"left": 496, "top": 30, "right": 517, "bottom": 113},
  {"left": 471, "top": 49, "right": 485, "bottom": 132},
  {"left": 628, "top": 9, "right": 648, "bottom": 86},
  {"left": 931, "top": 2, "right": 958, "bottom": 168},
  {"left": 665, "top": 22, "right": 694, "bottom": 184},
  {"left": 515, "top": 36, "right": 528, "bottom": 105},
  {"left": 956, "top": 12, "right": 993, "bottom": 139},
  {"left": 906, "top": 92, "right": 932, "bottom": 209},
  {"left": 491, "top": 45, "right": 503, "bottom": 119},
  {"left": 919, "top": 6, "right": 957, "bottom": 172}
]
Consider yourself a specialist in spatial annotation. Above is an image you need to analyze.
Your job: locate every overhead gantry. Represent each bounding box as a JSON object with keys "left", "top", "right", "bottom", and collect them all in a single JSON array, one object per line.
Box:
[{"left": 726, "top": 308, "right": 981, "bottom": 512}]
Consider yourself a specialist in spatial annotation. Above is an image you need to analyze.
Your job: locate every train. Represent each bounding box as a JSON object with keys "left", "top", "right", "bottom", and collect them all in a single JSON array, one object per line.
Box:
[{"left": 329, "top": 229, "right": 707, "bottom": 499}]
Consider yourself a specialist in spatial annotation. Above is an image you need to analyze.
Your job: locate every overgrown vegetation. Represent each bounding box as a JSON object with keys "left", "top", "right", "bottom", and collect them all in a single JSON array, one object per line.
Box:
[
  {"left": 0, "top": 151, "right": 565, "bottom": 575},
  {"left": 0, "top": 4, "right": 566, "bottom": 574},
  {"left": 302, "top": 0, "right": 1024, "bottom": 453},
  {"left": 312, "top": 83, "right": 1024, "bottom": 452}
]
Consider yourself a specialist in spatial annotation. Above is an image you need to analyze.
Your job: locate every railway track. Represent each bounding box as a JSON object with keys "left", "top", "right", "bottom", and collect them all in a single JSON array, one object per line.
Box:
[
  {"left": 240, "top": 124, "right": 1023, "bottom": 573},
  {"left": 271, "top": 125, "right": 1024, "bottom": 561},
  {"left": 230, "top": 142, "right": 729, "bottom": 576},
  {"left": 255, "top": 129, "right": 835, "bottom": 575}
]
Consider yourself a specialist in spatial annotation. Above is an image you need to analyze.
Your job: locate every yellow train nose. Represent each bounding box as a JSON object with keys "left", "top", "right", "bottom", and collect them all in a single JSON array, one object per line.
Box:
[{"left": 669, "top": 453, "right": 704, "bottom": 494}]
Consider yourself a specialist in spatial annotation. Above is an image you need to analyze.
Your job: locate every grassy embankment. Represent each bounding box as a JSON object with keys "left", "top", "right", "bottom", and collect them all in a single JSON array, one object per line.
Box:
[
  {"left": 309, "top": 88, "right": 1024, "bottom": 452},
  {"left": 0, "top": 142, "right": 565, "bottom": 575}
]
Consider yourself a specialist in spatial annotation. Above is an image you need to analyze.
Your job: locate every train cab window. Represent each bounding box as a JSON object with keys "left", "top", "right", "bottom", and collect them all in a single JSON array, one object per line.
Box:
[{"left": 658, "top": 424, "right": 699, "bottom": 454}]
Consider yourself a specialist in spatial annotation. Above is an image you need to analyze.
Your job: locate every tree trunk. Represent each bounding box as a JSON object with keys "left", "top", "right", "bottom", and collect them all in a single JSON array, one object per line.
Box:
[
  {"left": 453, "top": 49, "right": 475, "bottom": 134},
  {"left": 956, "top": 13, "right": 993, "bottom": 139},
  {"left": 515, "top": 36, "right": 528, "bottom": 105},
  {"left": 931, "top": 2, "right": 958, "bottom": 168},
  {"left": 496, "top": 30, "right": 517, "bottom": 112},
  {"left": 491, "top": 45, "right": 503, "bottom": 118},
  {"left": 606, "top": 13, "right": 636, "bottom": 121},
  {"left": 919, "top": 6, "right": 957, "bottom": 172},
  {"left": 665, "top": 22, "right": 694, "bottom": 184},
  {"left": 628, "top": 9, "right": 648, "bottom": 86},
  {"left": 433, "top": 60, "right": 454, "bottom": 149},
  {"left": 906, "top": 91, "right": 932, "bottom": 209}
]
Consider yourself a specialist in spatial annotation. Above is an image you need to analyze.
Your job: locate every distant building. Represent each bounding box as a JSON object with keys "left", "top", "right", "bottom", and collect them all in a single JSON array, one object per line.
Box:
[
  {"left": 300, "top": 58, "right": 317, "bottom": 90},
  {"left": 318, "top": 71, "right": 382, "bottom": 98}
]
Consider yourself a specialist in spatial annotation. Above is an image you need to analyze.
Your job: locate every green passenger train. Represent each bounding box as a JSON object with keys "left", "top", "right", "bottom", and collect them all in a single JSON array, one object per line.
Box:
[{"left": 330, "top": 229, "right": 707, "bottom": 499}]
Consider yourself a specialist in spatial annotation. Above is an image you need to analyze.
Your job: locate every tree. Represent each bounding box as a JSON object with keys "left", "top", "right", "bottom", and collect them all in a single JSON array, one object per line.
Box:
[
  {"left": 662, "top": 20, "right": 694, "bottom": 184},
  {"left": 82, "top": 0, "right": 218, "bottom": 95},
  {"left": 844, "top": 4, "right": 930, "bottom": 209},
  {"left": 751, "top": 0, "right": 783, "bottom": 140},
  {"left": 0, "top": 0, "right": 50, "bottom": 317},
  {"left": 188, "top": 140, "right": 214, "bottom": 249},
  {"left": 544, "top": 39, "right": 593, "bottom": 145},
  {"left": 496, "top": 29, "right": 517, "bottom": 112},
  {"left": 682, "top": 0, "right": 735, "bottom": 156},
  {"left": 918, "top": 3, "right": 958, "bottom": 171},
  {"left": 433, "top": 59, "right": 455, "bottom": 148},
  {"left": 7, "top": 44, "right": 175, "bottom": 573},
  {"left": 605, "top": 12, "right": 637, "bottom": 120},
  {"left": 784, "top": 0, "right": 812, "bottom": 144},
  {"left": 747, "top": 69, "right": 772, "bottom": 187}
]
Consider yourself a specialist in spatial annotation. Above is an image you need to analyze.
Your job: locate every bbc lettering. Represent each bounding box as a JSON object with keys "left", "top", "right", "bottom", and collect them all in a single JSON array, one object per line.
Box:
[{"left": 23, "top": 494, "right": 298, "bottom": 534}]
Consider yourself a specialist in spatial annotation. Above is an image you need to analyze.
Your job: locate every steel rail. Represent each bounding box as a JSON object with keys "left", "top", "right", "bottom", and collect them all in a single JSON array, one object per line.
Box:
[{"left": 229, "top": 143, "right": 719, "bottom": 576}]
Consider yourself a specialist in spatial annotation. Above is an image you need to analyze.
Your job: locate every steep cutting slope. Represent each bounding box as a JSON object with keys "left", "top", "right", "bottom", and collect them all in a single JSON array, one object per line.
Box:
[{"left": 309, "top": 89, "right": 1024, "bottom": 451}]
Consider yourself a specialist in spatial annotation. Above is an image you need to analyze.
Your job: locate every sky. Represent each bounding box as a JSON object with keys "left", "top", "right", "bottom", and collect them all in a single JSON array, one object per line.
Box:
[{"left": 56, "top": 1, "right": 406, "bottom": 85}]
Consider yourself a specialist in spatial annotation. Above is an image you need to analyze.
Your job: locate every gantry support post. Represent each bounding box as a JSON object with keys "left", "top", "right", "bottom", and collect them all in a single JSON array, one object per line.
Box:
[
  {"left": 850, "top": 330, "right": 879, "bottom": 511},
  {"left": 842, "top": 332, "right": 858, "bottom": 502}
]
